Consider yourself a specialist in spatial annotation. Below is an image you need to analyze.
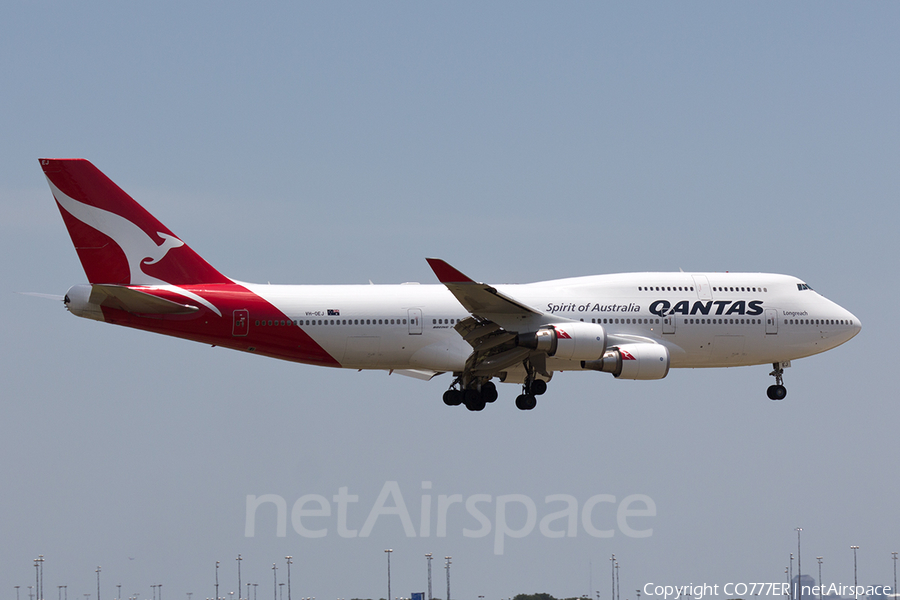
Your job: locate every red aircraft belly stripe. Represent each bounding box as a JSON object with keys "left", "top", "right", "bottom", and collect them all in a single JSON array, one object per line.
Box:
[{"left": 100, "top": 284, "right": 341, "bottom": 368}]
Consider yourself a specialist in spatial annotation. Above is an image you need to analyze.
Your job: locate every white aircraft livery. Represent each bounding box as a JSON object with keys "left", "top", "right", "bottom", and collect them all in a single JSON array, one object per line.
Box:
[{"left": 41, "top": 158, "right": 861, "bottom": 410}]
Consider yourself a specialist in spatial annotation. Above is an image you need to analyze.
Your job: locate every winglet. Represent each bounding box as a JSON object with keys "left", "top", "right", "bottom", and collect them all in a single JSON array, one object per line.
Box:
[{"left": 426, "top": 258, "right": 475, "bottom": 284}]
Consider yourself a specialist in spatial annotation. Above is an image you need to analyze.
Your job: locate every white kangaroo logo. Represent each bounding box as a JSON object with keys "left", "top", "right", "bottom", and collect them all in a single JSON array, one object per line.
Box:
[
  {"left": 50, "top": 180, "right": 183, "bottom": 285},
  {"left": 49, "top": 180, "right": 222, "bottom": 316}
]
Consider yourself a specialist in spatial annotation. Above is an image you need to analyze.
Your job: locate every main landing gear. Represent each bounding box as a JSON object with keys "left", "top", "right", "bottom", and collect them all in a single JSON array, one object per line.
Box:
[
  {"left": 443, "top": 380, "right": 498, "bottom": 411},
  {"left": 442, "top": 377, "right": 549, "bottom": 411},
  {"left": 767, "top": 362, "right": 788, "bottom": 401},
  {"left": 514, "top": 377, "right": 546, "bottom": 411}
]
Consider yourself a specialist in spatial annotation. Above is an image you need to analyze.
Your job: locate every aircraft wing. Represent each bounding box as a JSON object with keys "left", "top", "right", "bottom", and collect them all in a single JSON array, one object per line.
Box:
[
  {"left": 426, "top": 258, "right": 542, "bottom": 317},
  {"left": 427, "top": 259, "right": 556, "bottom": 380}
]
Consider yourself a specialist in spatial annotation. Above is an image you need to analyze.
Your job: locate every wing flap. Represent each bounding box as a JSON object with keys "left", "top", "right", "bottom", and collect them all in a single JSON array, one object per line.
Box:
[{"left": 390, "top": 369, "right": 443, "bottom": 381}]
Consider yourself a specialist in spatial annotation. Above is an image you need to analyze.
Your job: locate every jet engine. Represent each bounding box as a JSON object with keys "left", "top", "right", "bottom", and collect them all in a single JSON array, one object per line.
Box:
[
  {"left": 518, "top": 322, "right": 607, "bottom": 361},
  {"left": 581, "top": 343, "right": 670, "bottom": 380}
]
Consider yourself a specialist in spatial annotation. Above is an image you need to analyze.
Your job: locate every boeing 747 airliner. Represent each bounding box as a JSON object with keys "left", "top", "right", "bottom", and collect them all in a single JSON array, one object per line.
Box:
[{"left": 40, "top": 159, "right": 861, "bottom": 410}]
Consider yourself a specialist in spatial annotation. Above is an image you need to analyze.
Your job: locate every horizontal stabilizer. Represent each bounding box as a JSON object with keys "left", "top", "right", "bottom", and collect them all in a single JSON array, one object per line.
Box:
[{"left": 89, "top": 285, "right": 199, "bottom": 315}]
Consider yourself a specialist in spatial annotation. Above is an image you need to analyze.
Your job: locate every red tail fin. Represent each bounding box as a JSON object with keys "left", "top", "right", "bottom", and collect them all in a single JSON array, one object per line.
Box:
[{"left": 40, "top": 159, "right": 230, "bottom": 285}]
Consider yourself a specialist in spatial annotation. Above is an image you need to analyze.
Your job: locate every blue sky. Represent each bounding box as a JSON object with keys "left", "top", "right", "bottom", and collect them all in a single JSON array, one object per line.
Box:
[{"left": 1, "top": 3, "right": 898, "bottom": 600}]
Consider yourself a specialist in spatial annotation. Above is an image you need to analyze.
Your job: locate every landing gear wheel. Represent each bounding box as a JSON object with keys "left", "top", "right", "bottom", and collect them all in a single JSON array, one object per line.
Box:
[
  {"left": 515, "top": 394, "right": 537, "bottom": 411},
  {"left": 767, "top": 385, "right": 787, "bottom": 401},
  {"left": 528, "top": 379, "right": 547, "bottom": 396},
  {"left": 481, "top": 381, "right": 498, "bottom": 403},
  {"left": 443, "top": 389, "right": 463, "bottom": 406},
  {"left": 464, "top": 389, "right": 486, "bottom": 411}
]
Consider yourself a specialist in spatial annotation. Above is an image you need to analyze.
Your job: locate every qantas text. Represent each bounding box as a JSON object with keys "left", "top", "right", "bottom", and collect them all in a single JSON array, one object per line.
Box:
[{"left": 649, "top": 299, "right": 764, "bottom": 317}]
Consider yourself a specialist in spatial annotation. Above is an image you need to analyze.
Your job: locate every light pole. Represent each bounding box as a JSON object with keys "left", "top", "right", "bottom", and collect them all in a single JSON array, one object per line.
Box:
[
  {"left": 385, "top": 550, "right": 393, "bottom": 600},
  {"left": 790, "top": 553, "right": 794, "bottom": 600},
  {"left": 851, "top": 546, "right": 859, "bottom": 588},
  {"left": 272, "top": 564, "right": 277, "bottom": 600},
  {"left": 253, "top": 585, "right": 258, "bottom": 600},
  {"left": 216, "top": 562, "right": 220, "bottom": 600},
  {"left": 278, "top": 585, "right": 283, "bottom": 600},
  {"left": 816, "top": 558, "right": 823, "bottom": 600},
  {"left": 38, "top": 556, "right": 45, "bottom": 600},
  {"left": 444, "top": 557, "right": 451, "bottom": 600},
  {"left": 237, "top": 556, "right": 242, "bottom": 600},
  {"left": 285, "top": 557, "right": 292, "bottom": 600},
  {"left": 96, "top": 567, "right": 101, "bottom": 600},
  {"left": 610, "top": 555, "right": 615, "bottom": 600},
  {"left": 118, "top": 586, "right": 122, "bottom": 600},
  {"left": 796, "top": 528, "right": 802, "bottom": 600},
  {"left": 425, "top": 554, "right": 433, "bottom": 600},
  {"left": 892, "top": 552, "right": 897, "bottom": 600},
  {"left": 616, "top": 562, "right": 620, "bottom": 600}
]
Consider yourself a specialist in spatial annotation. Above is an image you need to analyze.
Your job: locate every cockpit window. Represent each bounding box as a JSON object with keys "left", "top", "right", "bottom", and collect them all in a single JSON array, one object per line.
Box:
[{"left": 797, "top": 283, "right": 813, "bottom": 291}]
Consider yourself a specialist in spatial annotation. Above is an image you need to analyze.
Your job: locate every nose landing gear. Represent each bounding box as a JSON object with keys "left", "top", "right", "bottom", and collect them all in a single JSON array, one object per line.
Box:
[{"left": 767, "top": 362, "right": 788, "bottom": 400}]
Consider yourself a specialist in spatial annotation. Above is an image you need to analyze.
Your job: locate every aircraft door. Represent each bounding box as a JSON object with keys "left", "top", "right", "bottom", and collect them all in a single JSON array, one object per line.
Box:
[
  {"left": 692, "top": 275, "right": 712, "bottom": 300},
  {"left": 663, "top": 315, "right": 676, "bottom": 334},
  {"left": 408, "top": 308, "right": 423, "bottom": 335},
  {"left": 232, "top": 309, "right": 250, "bottom": 336},
  {"left": 765, "top": 309, "right": 778, "bottom": 335}
]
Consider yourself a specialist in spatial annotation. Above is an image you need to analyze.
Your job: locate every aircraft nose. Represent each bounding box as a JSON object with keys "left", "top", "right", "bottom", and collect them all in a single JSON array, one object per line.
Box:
[{"left": 844, "top": 307, "right": 862, "bottom": 338}]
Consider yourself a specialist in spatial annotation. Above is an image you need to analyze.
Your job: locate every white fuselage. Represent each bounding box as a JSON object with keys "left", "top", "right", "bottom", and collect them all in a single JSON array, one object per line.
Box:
[{"left": 243, "top": 271, "right": 860, "bottom": 374}]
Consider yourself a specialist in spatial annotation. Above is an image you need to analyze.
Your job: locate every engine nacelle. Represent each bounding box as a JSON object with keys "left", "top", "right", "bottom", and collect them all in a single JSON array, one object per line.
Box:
[
  {"left": 518, "top": 322, "right": 607, "bottom": 361},
  {"left": 581, "top": 343, "right": 670, "bottom": 380}
]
